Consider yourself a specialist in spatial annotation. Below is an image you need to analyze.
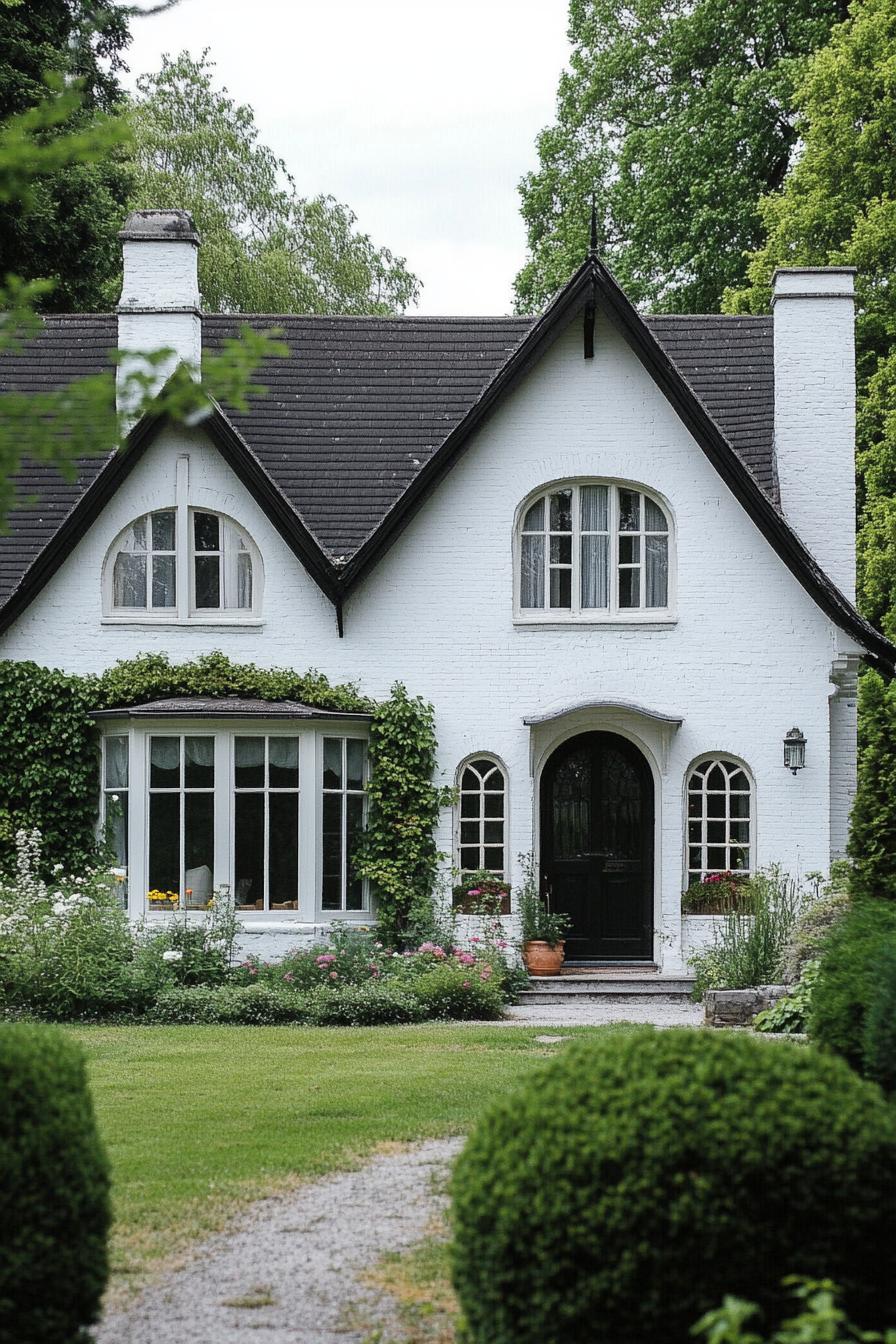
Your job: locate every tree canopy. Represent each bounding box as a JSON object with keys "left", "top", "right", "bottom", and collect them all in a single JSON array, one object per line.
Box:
[
  {"left": 514, "top": 0, "right": 846, "bottom": 315},
  {"left": 724, "top": 0, "right": 896, "bottom": 638},
  {"left": 0, "top": 0, "right": 132, "bottom": 311},
  {"left": 125, "top": 51, "right": 420, "bottom": 315}
]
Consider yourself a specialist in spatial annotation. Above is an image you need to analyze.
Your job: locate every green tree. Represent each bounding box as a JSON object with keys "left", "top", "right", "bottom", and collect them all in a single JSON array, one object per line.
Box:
[
  {"left": 724, "top": 0, "right": 896, "bottom": 639},
  {"left": 514, "top": 0, "right": 845, "bottom": 315},
  {"left": 847, "top": 671, "right": 896, "bottom": 903},
  {"left": 0, "top": 0, "right": 133, "bottom": 310},
  {"left": 125, "top": 51, "right": 419, "bottom": 315}
]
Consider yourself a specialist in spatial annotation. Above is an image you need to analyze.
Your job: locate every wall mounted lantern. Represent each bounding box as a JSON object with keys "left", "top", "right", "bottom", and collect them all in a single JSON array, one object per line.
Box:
[{"left": 783, "top": 727, "right": 807, "bottom": 774}]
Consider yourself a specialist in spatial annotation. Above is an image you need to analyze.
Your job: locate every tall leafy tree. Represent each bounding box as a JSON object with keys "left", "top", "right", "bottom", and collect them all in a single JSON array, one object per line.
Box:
[
  {"left": 125, "top": 51, "right": 419, "bottom": 315},
  {"left": 515, "top": 0, "right": 845, "bottom": 314},
  {"left": 0, "top": 0, "right": 133, "bottom": 310}
]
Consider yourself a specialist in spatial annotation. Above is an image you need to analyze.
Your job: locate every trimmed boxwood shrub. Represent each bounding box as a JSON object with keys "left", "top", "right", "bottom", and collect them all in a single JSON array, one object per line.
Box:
[
  {"left": 0, "top": 1024, "right": 111, "bottom": 1344},
  {"left": 412, "top": 966, "right": 504, "bottom": 1020},
  {"left": 863, "top": 939, "right": 896, "bottom": 1093},
  {"left": 304, "top": 982, "right": 425, "bottom": 1026},
  {"left": 450, "top": 1028, "right": 896, "bottom": 1344},
  {"left": 810, "top": 899, "right": 896, "bottom": 1069}
]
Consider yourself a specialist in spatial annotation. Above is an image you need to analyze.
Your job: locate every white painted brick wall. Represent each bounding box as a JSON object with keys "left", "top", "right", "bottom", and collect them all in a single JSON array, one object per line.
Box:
[{"left": 0, "top": 315, "right": 859, "bottom": 971}]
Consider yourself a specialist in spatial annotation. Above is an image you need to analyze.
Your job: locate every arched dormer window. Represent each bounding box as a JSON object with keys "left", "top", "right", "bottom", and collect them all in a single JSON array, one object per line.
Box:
[
  {"left": 104, "top": 508, "right": 261, "bottom": 619},
  {"left": 516, "top": 482, "right": 673, "bottom": 620}
]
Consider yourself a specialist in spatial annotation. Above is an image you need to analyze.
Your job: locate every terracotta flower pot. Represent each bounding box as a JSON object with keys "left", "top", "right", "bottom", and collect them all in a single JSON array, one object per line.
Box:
[{"left": 523, "top": 939, "right": 565, "bottom": 976}]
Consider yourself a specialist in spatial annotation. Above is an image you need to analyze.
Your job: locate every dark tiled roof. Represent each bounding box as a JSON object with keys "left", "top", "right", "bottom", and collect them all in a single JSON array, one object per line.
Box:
[
  {"left": 92, "top": 696, "right": 372, "bottom": 719},
  {"left": 0, "top": 308, "right": 775, "bottom": 604}
]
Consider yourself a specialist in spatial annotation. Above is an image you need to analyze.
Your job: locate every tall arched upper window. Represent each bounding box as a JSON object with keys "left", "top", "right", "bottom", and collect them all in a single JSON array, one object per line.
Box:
[
  {"left": 516, "top": 482, "right": 672, "bottom": 619},
  {"left": 105, "top": 508, "right": 260, "bottom": 618},
  {"left": 686, "top": 757, "right": 753, "bottom": 881},
  {"left": 457, "top": 756, "right": 507, "bottom": 875}
]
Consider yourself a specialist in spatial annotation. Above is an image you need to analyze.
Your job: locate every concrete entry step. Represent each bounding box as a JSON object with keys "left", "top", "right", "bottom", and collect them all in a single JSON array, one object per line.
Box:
[{"left": 521, "top": 973, "right": 695, "bottom": 1001}]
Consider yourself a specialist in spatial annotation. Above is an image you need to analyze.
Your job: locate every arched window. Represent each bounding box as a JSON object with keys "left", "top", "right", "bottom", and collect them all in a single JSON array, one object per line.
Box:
[
  {"left": 686, "top": 758, "right": 753, "bottom": 881},
  {"left": 105, "top": 508, "right": 260, "bottom": 617},
  {"left": 517, "top": 482, "right": 671, "bottom": 618},
  {"left": 457, "top": 756, "right": 507, "bottom": 875}
]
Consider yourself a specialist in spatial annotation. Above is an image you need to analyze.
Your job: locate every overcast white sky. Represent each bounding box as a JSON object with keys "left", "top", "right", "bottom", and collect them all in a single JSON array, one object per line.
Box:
[{"left": 123, "top": 0, "right": 572, "bottom": 314}]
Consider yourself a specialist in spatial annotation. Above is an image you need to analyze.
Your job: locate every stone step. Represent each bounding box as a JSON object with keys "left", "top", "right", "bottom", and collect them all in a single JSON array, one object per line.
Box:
[{"left": 520, "top": 975, "right": 695, "bottom": 1001}]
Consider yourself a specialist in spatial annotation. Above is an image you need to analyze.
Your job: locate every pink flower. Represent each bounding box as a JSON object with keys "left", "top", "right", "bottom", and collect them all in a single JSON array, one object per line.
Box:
[
  {"left": 283, "top": 972, "right": 294, "bottom": 983},
  {"left": 462, "top": 980, "right": 471, "bottom": 989},
  {"left": 468, "top": 888, "right": 481, "bottom": 897},
  {"left": 496, "top": 939, "right": 508, "bottom": 949},
  {"left": 480, "top": 966, "right": 493, "bottom": 981},
  {"left": 249, "top": 967, "right": 258, "bottom": 976},
  {"left": 455, "top": 951, "right": 476, "bottom": 967},
  {"left": 470, "top": 936, "right": 480, "bottom": 943},
  {"left": 316, "top": 954, "right": 336, "bottom": 967},
  {"left": 329, "top": 970, "right": 339, "bottom": 981}
]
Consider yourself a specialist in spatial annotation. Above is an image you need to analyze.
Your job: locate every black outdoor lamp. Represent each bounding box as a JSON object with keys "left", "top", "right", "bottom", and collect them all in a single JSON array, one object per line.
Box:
[{"left": 783, "top": 727, "right": 807, "bottom": 775}]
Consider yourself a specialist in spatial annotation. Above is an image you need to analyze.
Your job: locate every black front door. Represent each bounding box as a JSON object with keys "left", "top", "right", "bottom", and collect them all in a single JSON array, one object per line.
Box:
[{"left": 541, "top": 731, "right": 654, "bottom": 961}]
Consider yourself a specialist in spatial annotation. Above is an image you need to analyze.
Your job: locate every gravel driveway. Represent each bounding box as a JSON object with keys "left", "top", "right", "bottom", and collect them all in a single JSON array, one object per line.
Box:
[{"left": 94, "top": 1138, "right": 463, "bottom": 1344}]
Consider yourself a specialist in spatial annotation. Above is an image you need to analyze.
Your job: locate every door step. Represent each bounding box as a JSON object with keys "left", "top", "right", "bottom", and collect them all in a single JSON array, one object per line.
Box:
[{"left": 520, "top": 972, "right": 695, "bottom": 1002}]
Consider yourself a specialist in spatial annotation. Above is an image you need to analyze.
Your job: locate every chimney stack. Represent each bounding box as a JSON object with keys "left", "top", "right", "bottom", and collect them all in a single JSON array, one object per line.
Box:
[
  {"left": 772, "top": 267, "right": 856, "bottom": 601},
  {"left": 117, "top": 209, "right": 201, "bottom": 421}
]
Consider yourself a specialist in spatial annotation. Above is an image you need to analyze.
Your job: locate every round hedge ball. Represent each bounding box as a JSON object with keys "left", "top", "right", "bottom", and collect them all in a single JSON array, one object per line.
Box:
[{"left": 450, "top": 1028, "right": 896, "bottom": 1344}]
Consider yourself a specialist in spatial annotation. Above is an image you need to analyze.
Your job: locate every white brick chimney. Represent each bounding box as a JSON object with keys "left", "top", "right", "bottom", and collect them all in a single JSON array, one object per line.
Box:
[
  {"left": 772, "top": 267, "right": 856, "bottom": 600},
  {"left": 117, "top": 209, "right": 201, "bottom": 421}
]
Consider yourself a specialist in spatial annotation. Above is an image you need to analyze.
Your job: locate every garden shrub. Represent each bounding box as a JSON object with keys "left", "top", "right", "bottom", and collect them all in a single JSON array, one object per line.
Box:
[
  {"left": 148, "top": 984, "right": 309, "bottom": 1025},
  {"left": 688, "top": 867, "right": 807, "bottom": 996},
  {"left": 412, "top": 964, "right": 503, "bottom": 1019},
  {"left": 450, "top": 1028, "right": 896, "bottom": 1344},
  {"left": 810, "top": 899, "right": 896, "bottom": 1070},
  {"left": 754, "top": 960, "right": 819, "bottom": 1034},
  {"left": 693, "top": 1278, "right": 896, "bottom": 1344},
  {"left": 304, "top": 981, "right": 426, "bottom": 1026},
  {"left": 863, "top": 939, "right": 896, "bottom": 1093},
  {"left": 777, "top": 882, "right": 850, "bottom": 983},
  {"left": 0, "top": 1024, "right": 110, "bottom": 1344}
]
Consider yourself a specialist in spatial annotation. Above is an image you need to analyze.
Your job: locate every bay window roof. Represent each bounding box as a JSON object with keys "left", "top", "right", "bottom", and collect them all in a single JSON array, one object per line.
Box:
[{"left": 91, "top": 697, "right": 373, "bottom": 721}]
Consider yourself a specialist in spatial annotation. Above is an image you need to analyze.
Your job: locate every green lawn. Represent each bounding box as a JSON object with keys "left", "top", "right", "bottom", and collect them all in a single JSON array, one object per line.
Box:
[{"left": 71, "top": 1022, "right": 615, "bottom": 1298}]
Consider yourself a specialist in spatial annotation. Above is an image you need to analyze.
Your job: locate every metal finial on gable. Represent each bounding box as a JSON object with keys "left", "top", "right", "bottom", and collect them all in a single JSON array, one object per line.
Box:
[{"left": 589, "top": 194, "right": 599, "bottom": 257}]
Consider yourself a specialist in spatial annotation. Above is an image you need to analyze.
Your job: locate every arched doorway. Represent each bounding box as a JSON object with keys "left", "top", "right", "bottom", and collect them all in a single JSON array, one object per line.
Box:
[{"left": 540, "top": 731, "right": 654, "bottom": 961}]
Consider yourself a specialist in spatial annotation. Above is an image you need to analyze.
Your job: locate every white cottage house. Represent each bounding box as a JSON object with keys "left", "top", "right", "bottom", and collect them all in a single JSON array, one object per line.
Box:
[{"left": 0, "top": 209, "right": 891, "bottom": 975}]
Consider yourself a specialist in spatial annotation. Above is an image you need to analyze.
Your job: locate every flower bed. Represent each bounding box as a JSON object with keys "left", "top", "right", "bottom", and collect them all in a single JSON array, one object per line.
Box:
[{"left": 0, "top": 829, "right": 520, "bottom": 1024}]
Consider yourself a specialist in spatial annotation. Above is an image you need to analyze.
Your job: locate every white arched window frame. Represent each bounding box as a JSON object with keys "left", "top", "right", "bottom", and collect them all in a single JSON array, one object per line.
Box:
[
  {"left": 455, "top": 755, "right": 508, "bottom": 876},
  {"left": 685, "top": 756, "right": 754, "bottom": 883},
  {"left": 514, "top": 480, "right": 675, "bottom": 622},
  {"left": 103, "top": 507, "right": 262, "bottom": 621}
]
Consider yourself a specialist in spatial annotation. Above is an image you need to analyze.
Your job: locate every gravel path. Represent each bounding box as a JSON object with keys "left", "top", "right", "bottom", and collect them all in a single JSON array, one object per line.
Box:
[{"left": 94, "top": 1137, "right": 463, "bottom": 1344}]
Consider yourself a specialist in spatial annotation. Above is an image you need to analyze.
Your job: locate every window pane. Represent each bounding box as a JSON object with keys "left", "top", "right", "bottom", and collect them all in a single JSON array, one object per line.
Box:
[
  {"left": 185, "top": 737, "right": 214, "bottom": 789},
  {"left": 269, "top": 792, "right": 299, "bottom": 908},
  {"left": 484, "top": 792, "right": 503, "bottom": 817},
  {"left": 550, "top": 567, "right": 572, "bottom": 609},
  {"left": 269, "top": 737, "right": 299, "bottom": 789},
  {"left": 150, "top": 736, "right": 180, "bottom": 788},
  {"left": 149, "top": 792, "right": 179, "bottom": 894},
  {"left": 730, "top": 820, "right": 750, "bottom": 844},
  {"left": 484, "top": 820, "right": 503, "bottom": 845},
  {"left": 581, "top": 533, "right": 609, "bottom": 608},
  {"left": 120, "top": 516, "right": 146, "bottom": 552},
  {"left": 234, "top": 792, "right": 264, "bottom": 908},
  {"left": 581, "top": 484, "right": 608, "bottom": 531},
  {"left": 184, "top": 792, "right": 214, "bottom": 903},
  {"left": 706, "top": 764, "right": 726, "bottom": 791},
  {"left": 618, "top": 567, "right": 640, "bottom": 608},
  {"left": 346, "top": 739, "right": 365, "bottom": 791},
  {"left": 483, "top": 766, "right": 503, "bottom": 790},
  {"left": 707, "top": 820, "right": 726, "bottom": 845},
  {"left": 460, "top": 846, "right": 479, "bottom": 871},
  {"left": 645, "top": 497, "right": 667, "bottom": 532},
  {"left": 194, "top": 554, "right": 221, "bottom": 608},
  {"left": 550, "top": 490, "right": 572, "bottom": 532},
  {"left": 707, "top": 791, "right": 726, "bottom": 818},
  {"left": 107, "top": 792, "right": 128, "bottom": 870},
  {"left": 194, "top": 512, "right": 220, "bottom": 551},
  {"left": 321, "top": 793, "right": 343, "bottom": 909},
  {"left": 619, "top": 535, "right": 640, "bottom": 565},
  {"left": 520, "top": 534, "right": 545, "bottom": 608},
  {"left": 523, "top": 497, "right": 544, "bottom": 531},
  {"left": 235, "top": 737, "right": 265, "bottom": 789},
  {"left": 113, "top": 552, "right": 146, "bottom": 608},
  {"left": 104, "top": 736, "right": 129, "bottom": 789},
  {"left": 461, "top": 793, "right": 478, "bottom": 818},
  {"left": 484, "top": 847, "right": 504, "bottom": 870},
  {"left": 707, "top": 847, "right": 727, "bottom": 870},
  {"left": 237, "top": 551, "right": 253, "bottom": 609},
  {"left": 152, "top": 510, "right": 175, "bottom": 550},
  {"left": 550, "top": 534, "right": 572, "bottom": 565},
  {"left": 151, "top": 555, "right": 176, "bottom": 608},
  {"left": 730, "top": 793, "right": 750, "bottom": 819},
  {"left": 645, "top": 536, "right": 668, "bottom": 607},
  {"left": 323, "top": 738, "right": 342, "bottom": 790},
  {"left": 346, "top": 794, "right": 365, "bottom": 910},
  {"left": 730, "top": 847, "right": 750, "bottom": 871},
  {"left": 618, "top": 490, "right": 640, "bottom": 531},
  {"left": 460, "top": 821, "right": 479, "bottom": 846}
]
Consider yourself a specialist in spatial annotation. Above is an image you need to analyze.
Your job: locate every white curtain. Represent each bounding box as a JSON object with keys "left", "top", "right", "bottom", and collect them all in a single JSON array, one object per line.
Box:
[
  {"left": 645, "top": 536, "right": 668, "bottom": 607},
  {"left": 104, "top": 735, "right": 129, "bottom": 789},
  {"left": 520, "top": 534, "right": 545, "bottom": 608},
  {"left": 185, "top": 737, "right": 215, "bottom": 768},
  {"left": 151, "top": 556, "right": 176, "bottom": 608},
  {"left": 237, "top": 550, "right": 253, "bottom": 609},
  {"left": 269, "top": 737, "right": 299, "bottom": 775},
  {"left": 113, "top": 553, "right": 146, "bottom": 608},
  {"left": 581, "top": 534, "right": 609, "bottom": 608},
  {"left": 150, "top": 736, "right": 180, "bottom": 772},
  {"left": 235, "top": 737, "right": 265, "bottom": 769}
]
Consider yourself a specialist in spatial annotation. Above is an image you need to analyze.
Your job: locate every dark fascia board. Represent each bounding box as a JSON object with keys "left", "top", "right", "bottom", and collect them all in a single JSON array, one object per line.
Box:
[
  {"left": 338, "top": 256, "right": 896, "bottom": 676},
  {"left": 0, "top": 391, "right": 339, "bottom": 635}
]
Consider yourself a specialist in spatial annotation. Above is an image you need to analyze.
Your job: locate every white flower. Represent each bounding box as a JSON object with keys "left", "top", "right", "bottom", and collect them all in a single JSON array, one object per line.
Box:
[
  {"left": 52, "top": 901, "right": 67, "bottom": 916},
  {"left": 110, "top": 794, "right": 120, "bottom": 803},
  {"left": 52, "top": 863, "right": 64, "bottom": 874},
  {"left": 161, "top": 949, "right": 183, "bottom": 963}
]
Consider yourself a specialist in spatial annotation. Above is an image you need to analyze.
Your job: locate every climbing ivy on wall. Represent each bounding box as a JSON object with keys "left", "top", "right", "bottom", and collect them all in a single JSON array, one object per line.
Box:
[{"left": 0, "top": 653, "right": 448, "bottom": 942}]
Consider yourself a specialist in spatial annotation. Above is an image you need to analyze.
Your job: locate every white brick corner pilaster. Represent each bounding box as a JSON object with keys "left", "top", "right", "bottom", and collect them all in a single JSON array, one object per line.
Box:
[{"left": 829, "top": 653, "right": 860, "bottom": 862}]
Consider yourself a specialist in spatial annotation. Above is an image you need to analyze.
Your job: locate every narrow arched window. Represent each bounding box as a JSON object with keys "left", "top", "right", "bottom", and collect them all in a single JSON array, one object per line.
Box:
[
  {"left": 686, "top": 758, "right": 753, "bottom": 881},
  {"left": 457, "top": 757, "right": 506, "bottom": 875},
  {"left": 518, "top": 482, "right": 671, "bottom": 618}
]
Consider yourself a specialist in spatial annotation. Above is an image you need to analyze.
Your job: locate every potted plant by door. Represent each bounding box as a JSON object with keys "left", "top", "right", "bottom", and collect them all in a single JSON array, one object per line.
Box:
[{"left": 518, "top": 860, "right": 570, "bottom": 975}]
